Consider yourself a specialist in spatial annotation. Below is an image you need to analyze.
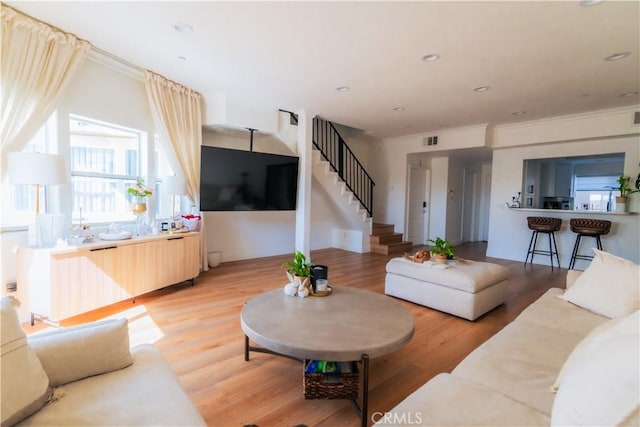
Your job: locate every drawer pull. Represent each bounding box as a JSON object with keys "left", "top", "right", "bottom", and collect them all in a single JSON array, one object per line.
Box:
[
  {"left": 90, "top": 246, "right": 118, "bottom": 251},
  {"left": 168, "top": 237, "right": 184, "bottom": 241}
]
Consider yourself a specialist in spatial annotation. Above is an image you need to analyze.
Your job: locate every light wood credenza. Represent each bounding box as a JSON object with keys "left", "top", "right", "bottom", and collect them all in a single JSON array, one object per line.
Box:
[{"left": 17, "top": 232, "right": 200, "bottom": 324}]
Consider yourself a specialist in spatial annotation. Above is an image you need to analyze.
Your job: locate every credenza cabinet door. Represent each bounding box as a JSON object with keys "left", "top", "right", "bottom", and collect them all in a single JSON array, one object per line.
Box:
[
  {"left": 50, "top": 246, "right": 133, "bottom": 321},
  {"left": 156, "top": 235, "right": 200, "bottom": 288}
]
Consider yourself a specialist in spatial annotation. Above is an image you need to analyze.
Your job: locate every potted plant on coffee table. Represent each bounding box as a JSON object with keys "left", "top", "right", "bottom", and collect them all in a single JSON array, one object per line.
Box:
[
  {"left": 428, "top": 237, "right": 455, "bottom": 264},
  {"left": 282, "top": 250, "right": 314, "bottom": 295}
]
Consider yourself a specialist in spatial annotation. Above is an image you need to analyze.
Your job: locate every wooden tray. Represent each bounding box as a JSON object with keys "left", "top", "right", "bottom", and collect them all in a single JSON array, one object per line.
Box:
[{"left": 311, "top": 286, "right": 332, "bottom": 297}]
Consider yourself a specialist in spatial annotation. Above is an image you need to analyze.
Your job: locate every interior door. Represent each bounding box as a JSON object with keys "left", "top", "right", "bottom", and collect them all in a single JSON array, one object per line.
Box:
[{"left": 407, "top": 164, "right": 429, "bottom": 245}]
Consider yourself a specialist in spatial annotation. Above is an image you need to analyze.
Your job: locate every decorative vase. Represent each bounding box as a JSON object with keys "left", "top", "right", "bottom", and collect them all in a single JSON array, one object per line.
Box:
[
  {"left": 615, "top": 196, "right": 627, "bottom": 213},
  {"left": 434, "top": 253, "right": 448, "bottom": 264},
  {"left": 286, "top": 272, "right": 310, "bottom": 290},
  {"left": 131, "top": 200, "right": 147, "bottom": 215}
]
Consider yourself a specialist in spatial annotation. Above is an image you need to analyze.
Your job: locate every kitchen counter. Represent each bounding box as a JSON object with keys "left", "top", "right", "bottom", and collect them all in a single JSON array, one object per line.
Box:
[{"left": 510, "top": 208, "right": 636, "bottom": 216}]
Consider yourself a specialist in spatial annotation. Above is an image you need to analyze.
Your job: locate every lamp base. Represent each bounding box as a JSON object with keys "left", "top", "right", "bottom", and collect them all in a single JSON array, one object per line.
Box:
[{"left": 37, "top": 214, "right": 65, "bottom": 247}]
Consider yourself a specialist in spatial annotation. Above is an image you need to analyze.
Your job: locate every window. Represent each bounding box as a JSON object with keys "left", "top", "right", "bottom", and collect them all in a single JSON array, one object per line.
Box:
[
  {"left": 573, "top": 175, "right": 619, "bottom": 211},
  {"left": 70, "top": 116, "right": 146, "bottom": 223}
]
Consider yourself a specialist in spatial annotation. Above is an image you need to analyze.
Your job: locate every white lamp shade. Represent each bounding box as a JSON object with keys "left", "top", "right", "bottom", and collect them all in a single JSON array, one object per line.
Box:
[
  {"left": 164, "top": 175, "right": 187, "bottom": 195},
  {"left": 8, "top": 152, "right": 67, "bottom": 185}
]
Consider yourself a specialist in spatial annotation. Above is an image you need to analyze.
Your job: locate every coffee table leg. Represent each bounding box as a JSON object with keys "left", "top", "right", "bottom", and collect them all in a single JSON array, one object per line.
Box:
[
  {"left": 244, "top": 335, "right": 250, "bottom": 361},
  {"left": 362, "top": 354, "right": 369, "bottom": 427},
  {"left": 350, "top": 354, "right": 370, "bottom": 427}
]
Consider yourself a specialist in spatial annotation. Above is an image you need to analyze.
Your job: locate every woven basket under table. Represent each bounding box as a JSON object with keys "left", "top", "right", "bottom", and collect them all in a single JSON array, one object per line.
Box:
[{"left": 303, "top": 360, "right": 359, "bottom": 400}]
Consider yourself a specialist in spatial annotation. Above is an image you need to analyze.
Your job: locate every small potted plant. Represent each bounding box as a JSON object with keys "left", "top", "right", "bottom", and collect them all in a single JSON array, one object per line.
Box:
[
  {"left": 428, "top": 237, "right": 455, "bottom": 264},
  {"left": 608, "top": 175, "right": 640, "bottom": 212},
  {"left": 127, "top": 178, "right": 154, "bottom": 214},
  {"left": 282, "top": 250, "right": 314, "bottom": 296}
]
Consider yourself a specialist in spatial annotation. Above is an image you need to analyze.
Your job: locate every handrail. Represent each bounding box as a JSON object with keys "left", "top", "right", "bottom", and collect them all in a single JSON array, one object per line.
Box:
[{"left": 312, "top": 117, "right": 375, "bottom": 217}]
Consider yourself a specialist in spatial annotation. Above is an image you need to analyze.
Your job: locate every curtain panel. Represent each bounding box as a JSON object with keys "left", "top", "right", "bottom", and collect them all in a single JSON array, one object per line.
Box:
[
  {"left": 0, "top": 5, "right": 89, "bottom": 162},
  {"left": 143, "top": 70, "right": 208, "bottom": 270}
]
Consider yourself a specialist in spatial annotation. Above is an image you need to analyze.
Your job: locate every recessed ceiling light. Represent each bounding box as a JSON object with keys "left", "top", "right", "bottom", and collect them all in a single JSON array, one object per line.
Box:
[
  {"left": 421, "top": 53, "right": 440, "bottom": 62},
  {"left": 579, "top": 0, "right": 604, "bottom": 6},
  {"left": 474, "top": 86, "right": 490, "bottom": 92},
  {"left": 604, "top": 52, "right": 630, "bottom": 61},
  {"left": 174, "top": 23, "right": 193, "bottom": 33},
  {"left": 619, "top": 91, "right": 639, "bottom": 97},
  {"left": 393, "top": 107, "right": 405, "bottom": 112},
  {"left": 336, "top": 86, "right": 350, "bottom": 92}
]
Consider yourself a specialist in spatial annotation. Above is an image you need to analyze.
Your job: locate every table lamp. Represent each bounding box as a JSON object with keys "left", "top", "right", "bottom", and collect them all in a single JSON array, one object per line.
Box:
[
  {"left": 7, "top": 152, "right": 67, "bottom": 214},
  {"left": 163, "top": 174, "right": 187, "bottom": 222},
  {"left": 8, "top": 152, "right": 67, "bottom": 246}
]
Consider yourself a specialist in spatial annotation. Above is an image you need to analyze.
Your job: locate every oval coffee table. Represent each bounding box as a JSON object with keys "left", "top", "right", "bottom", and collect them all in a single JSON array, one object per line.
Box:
[{"left": 241, "top": 286, "right": 415, "bottom": 427}]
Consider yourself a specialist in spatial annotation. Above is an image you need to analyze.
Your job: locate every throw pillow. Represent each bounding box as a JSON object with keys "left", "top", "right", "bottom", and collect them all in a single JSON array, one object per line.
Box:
[
  {"left": 1, "top": 297, "right": 52, "bottom": 426},
  {"left": 29, "top": 318, "right": 133, "bottom": 387},
  {"left": 550, "top": 311, "right": 639, "bottom": 426},
  {"left": 551, "top": 310, "right": 637, "bottom": 392},
  {"left": 560, "top": 249, "right": 640, "bottom": 318}
]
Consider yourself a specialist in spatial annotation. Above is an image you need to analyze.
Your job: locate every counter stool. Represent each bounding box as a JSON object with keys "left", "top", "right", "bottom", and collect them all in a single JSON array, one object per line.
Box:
[
  {"left": 568, "top": 218, "right": 611, "bottom": 269},
  {"left": 525, "top": 217, "right": 562, "bottom": 270}
]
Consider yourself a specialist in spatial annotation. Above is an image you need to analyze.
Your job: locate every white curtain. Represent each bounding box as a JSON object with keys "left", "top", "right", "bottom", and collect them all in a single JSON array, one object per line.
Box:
[
  {"left": 143, "top": 70, "right": 208, "bottom": 271},
  {"left": 1, "top": 5, "right": 89, "bottom": 161}
]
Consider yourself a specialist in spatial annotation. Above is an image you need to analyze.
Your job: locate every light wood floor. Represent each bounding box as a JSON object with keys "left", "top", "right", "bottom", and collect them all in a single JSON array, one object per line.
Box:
[{"left": 24, "top": 243, "right": 568, "bottom": 427}]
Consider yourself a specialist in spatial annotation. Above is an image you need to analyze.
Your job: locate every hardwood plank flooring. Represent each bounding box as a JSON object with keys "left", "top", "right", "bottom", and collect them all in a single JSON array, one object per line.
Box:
[{"left": 23, "top": 243, "right": 568, "bottom": 427}]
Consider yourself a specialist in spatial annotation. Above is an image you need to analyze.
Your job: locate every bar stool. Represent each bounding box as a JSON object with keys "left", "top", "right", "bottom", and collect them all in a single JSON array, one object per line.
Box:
[
  {"left": 568, "top": 218, "right": 612, "bottom": 269},
  {"left": 524, "top": 217, "right": 562, "bottom": 270}
]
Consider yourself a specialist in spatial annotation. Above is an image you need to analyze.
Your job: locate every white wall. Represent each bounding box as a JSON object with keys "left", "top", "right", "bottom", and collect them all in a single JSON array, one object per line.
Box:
[{"left": 370, "top": 124, "right": 488, "bottom": 239}]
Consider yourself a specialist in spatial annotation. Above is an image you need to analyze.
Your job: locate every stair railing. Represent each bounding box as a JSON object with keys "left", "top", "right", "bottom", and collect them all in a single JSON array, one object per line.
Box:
[{"left": 312, "top": 117, "right": 375, "bottom": 217}]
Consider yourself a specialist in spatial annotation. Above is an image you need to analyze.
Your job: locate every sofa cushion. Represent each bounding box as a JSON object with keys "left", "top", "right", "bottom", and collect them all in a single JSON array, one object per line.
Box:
[
  {"left": 29, "top": 318, "right": 133, "bottom": 387},
  {"left": 516, "top": 288, "right": 607, "bottom": 335},
  {"left": 551, "top": 310, "right": 637, "bottom": 392},
  {"left": 18, "top": 344, "right": 206, "bottom": 426},
  {"left": 0, "top": 297, "right": 51, "bottom": 426},
  {"left": 451, "top": 289, "right": 607, "bottom": 415},
  {"left": 550, "top": 311, "right": 639, "bottom": 426},
  {"left": 374, "top": 373, "right": 549, "bottom": 426},
  {"left": 560, "top": 249, "right": 640, "bottom": 318}
]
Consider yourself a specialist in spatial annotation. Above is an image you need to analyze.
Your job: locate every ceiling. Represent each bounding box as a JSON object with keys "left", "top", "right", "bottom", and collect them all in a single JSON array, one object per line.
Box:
[{"left": 7, "top": 1, "right": 640, "bottom": 139}]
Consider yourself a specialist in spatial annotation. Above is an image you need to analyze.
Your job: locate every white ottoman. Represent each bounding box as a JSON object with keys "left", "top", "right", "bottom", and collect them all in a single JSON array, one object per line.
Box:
[{"left": 385, "top": 258, "right": 509, "bottom": 321}]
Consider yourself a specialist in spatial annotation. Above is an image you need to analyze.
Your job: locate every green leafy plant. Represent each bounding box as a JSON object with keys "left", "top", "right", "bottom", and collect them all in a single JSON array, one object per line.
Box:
[
  {"left": 608, "top": 175, "right": 640, "bottom": 199},
  {"left": 427, "top": 237, "right": 455, "bottom": 258},
  {"left": 281, "top": 250, "right": 313, "bottom": 277},
  {"left": 127, "top": 178, "right": 154, "bottom": 199}
]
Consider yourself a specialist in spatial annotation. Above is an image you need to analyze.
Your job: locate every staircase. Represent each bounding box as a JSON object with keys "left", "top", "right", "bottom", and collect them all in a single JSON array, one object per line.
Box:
[
  {"left": 280, "top": 112, "right": 413, "bottom": 254},
  {"left": 313, "top": 117, "right": 374, "bottom": 217},
  {"left": 370, "top": 223, "right": 413, "bottom": 255}
]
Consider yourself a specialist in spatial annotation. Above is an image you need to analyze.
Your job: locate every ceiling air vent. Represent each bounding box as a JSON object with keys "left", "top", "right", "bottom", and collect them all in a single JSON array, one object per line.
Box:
[
  {"left": 423, "top": 136, "right": 438, "bottom": 146},
  {"left": 634, "top": 111, "right": 639, "bottom": 125}
]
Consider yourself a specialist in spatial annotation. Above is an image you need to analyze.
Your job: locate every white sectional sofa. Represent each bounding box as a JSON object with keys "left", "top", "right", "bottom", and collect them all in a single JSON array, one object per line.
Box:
[
  {"left": 1, "top": 297, "right": 206, "bottom": 427},
  {"left": 376, "top": 249, "right": 640, "bottom": 426}
]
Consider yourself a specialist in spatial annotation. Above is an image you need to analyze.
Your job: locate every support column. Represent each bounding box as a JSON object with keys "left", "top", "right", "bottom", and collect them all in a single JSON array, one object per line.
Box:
[{"left": 295, "top": 110, "right": 312, "bottom": 257}]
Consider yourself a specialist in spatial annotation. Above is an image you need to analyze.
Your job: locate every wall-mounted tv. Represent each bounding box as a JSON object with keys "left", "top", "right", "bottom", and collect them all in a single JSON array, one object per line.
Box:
[{"left": 200, "top": 146, "right": 299, "bottom": 211}]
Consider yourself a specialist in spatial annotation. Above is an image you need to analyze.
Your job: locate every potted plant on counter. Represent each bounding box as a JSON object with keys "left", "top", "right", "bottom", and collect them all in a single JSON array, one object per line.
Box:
[
  {"left": 428, "top": 237, "right": 455, "bottom": 264},
  {"left": 609, "top": 175, "right": 640, "bottom": 212}
]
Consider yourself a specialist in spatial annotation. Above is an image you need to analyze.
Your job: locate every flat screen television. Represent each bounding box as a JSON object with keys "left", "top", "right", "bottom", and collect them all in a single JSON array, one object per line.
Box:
[{"left": 200, "top": 146, "right": 299, "bottom": 211}]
